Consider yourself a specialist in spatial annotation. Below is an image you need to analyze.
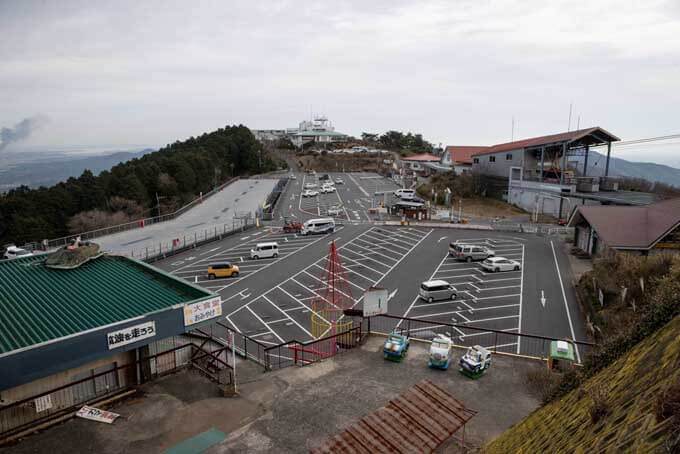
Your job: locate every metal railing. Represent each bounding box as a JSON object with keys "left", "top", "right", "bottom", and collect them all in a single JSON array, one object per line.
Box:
[
  {"left": 260, "top": 177, "right": 288, "bottom": 221},
  {"left": 263, "top": 323, "right": 364, "bottom": 371},
  {"left": 366, "top": 314, "right": 595, "bottom": 363},
  {"left": 0, "top": 340, "right": 232, "bottom": 440},
  {"left": 128, "top": 217, "right": 254, "bottom": 263},
  {"left": 46, "top": 177, "right": 240, "bottom": 249}
]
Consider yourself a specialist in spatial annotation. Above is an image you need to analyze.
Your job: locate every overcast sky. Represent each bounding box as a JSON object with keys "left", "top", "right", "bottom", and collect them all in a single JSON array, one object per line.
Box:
[{"left": 2, "top": 0, "right": 679, "bottom": 165}]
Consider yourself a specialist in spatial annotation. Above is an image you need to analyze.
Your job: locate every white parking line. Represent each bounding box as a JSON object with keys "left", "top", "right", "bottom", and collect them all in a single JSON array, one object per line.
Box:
[
  {"left": 247, "top": 306, "right": 285, "bottom": 343},
  {"left": 413, "top": 293, "right": 521, "bottom": 308},
  {"left": 262, "top": 295, "right": 314, "bottom": 339},
  {"left": 412, "top": 303, "right": 520, "bottom": 320},
  {"left": 517, "top": 243, "right": 525, "bottom": 354},
  {"left": 551, "top": 240, "right": 580, "bottom": 362}
]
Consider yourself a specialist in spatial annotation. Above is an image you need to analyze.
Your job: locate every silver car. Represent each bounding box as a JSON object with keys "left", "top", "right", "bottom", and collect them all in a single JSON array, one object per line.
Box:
[
  {"left": 419, "top": 280, "right": 457, "bottom": 303},
  {"left": 450, "top": 243, "right": 495, "bottom": 262}
]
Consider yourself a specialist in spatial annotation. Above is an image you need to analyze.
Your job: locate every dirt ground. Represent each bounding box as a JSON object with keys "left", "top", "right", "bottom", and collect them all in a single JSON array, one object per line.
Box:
[{"left": 2, "top": 337, "right": 541, "bottom": 454}]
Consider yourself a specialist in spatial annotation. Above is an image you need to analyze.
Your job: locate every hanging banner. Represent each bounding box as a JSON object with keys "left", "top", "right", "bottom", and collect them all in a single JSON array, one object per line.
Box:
[
  {"left": 107, "top": 321, "right": 155, "bottom": 350},
  {"left": 184, "top": 297, "right": 222, "bottom": 326}
]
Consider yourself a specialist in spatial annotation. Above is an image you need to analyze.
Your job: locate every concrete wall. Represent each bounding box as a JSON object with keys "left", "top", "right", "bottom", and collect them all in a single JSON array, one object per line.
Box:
[
  {"left": 472, "top": 148, "right": 524, "bottom": 178},
  {"left": 509, "top": 186, "right": 604, "bottom": 219},
  {"left": 0, "top": 350, "right": 135, "bottom": 404}
]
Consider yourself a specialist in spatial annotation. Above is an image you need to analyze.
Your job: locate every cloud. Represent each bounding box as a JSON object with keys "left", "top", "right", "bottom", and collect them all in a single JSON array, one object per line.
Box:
[
  {"left": 0, "top": 0, "right": 678, "bottom": 165},
  {"left": 0, "top": 115, "right": 50, "bottom": 151}
]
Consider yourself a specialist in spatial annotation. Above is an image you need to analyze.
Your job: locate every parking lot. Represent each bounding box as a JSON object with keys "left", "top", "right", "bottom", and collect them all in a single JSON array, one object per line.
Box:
[
  {"left": 156, "top": 226, "right": 343, "bottom": 293},
  {"left": 398, "top": 237, "right": 525, "bottom": 354},
  {"left": 277, "top": 171, "right": 401, "bottom": 223},
  {"left": 224, "top": 226, "right": 431, "bottom": 343}
]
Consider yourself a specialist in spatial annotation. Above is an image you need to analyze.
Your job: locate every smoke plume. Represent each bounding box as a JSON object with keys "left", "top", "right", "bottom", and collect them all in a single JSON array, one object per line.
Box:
[{"left": 0, "top": 115, "right": 49, "bottom": 151}]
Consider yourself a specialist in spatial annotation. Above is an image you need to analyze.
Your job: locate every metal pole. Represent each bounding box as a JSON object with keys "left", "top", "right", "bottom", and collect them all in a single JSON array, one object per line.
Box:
[
  {"left": 540, "top": 146, "right": 545, "bottom": 182},
  {"left": 605, "top": 142, "right": 611, "bottom": 176},
  {"left": 560, "top": 143, "right": 567, "bottom": 185},
  {"left": 231, "top": 330, "right": 237, "bottom": 391},
  {"left": 583, "top": 144, "right": 589, "bottom": 177}
]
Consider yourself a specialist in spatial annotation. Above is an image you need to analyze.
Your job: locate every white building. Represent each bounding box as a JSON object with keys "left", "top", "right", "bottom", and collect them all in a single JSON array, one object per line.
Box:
[{"left": 251, "top": 116, "right": 349, "bottom": 148}]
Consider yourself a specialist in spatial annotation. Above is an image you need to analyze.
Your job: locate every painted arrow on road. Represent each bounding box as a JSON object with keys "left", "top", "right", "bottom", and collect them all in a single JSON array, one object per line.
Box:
[
  {"left": 438, "top": 236, "right": 448, "bottom": 243},
  {"left": 540, "top": 290, "right": 546, "bottom": 308},
  {"left": 388, "top": 288, "right": 398, "bottom": 301}
]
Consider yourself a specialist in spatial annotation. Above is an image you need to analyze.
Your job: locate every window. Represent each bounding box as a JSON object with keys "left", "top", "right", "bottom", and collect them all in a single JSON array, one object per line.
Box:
[
  {"left": 473, "top": 158, "right": 479, "bottom": 164},
  {"left": 489, "top": 156, "right": 496, "bottom": 162},
  {"left": 506, "top": 153, "right": 513, "bottom": 160}
]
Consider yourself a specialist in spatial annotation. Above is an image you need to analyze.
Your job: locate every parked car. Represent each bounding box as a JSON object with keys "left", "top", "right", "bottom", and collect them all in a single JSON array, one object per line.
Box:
[
  {"left": 283, "top": 219, "right": 302, "bottom": 233},
  {"left": 289, "top": 174, "right": 297, "bottom": 180},
  {"left": 302, "top": 189, "right": 318, "bottom": 197},
  {"left": 321, "top": 185, "right": 336, "bottom": 193},
  {"left": 207, "top": 263, "right": 239, "bottom": 279},
  {"left": 419, "top": 280, "right": 457, "bottom": 303},
  {"left": 327, "top": 205, "right": 342, "bottom": 216},
  {"left": 481, "top": 257, "right": 521, "bottom": 272},
  {"left": 3, "top": 245, "right": 34, "bottom": 260},
  {"left": 395, "top": 188, "right": 416, "bottom": 200},
  {"left": 250, "top": 242, "right": 279, "bottom": 259},
  {"left": 301, "top": 218, "right": 335, "bottom": 235},
  {"left": 450, "top": 243, "right": 495, "bottom": 262},
  {"left": 334, "top": 178, "right": 344, "bottom": 184}
]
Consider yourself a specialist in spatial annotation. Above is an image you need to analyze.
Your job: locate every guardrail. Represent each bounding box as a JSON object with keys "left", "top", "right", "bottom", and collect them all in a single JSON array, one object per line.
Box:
[
  {"left": 139, "top": 217, "right": 254, "bottom": 263},
  {"left": 261, "top": 177, "right": 288, "bottom": 221},
  {"left": 46, "top": 177, "right": 240, "bottom": 249}
]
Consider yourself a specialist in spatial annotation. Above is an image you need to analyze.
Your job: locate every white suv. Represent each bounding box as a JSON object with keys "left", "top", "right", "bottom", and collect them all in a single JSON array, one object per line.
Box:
[
  {"left": 395, "top": 189, "right": 416, "bottom": 200},
  {"left": 3, "top": 245, "right": 34, "bottom": 260}
]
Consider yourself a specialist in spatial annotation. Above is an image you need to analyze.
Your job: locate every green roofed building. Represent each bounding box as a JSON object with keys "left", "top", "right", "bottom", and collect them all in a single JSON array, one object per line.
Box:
[{"left": 0, "top": 252, "right": 220, "bottom": 408}]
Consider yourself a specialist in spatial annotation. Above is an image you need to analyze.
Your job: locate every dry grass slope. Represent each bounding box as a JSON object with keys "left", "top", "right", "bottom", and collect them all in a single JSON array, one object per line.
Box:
[{"left": 485, "top": 315, "right": 680, "bottom": 453}]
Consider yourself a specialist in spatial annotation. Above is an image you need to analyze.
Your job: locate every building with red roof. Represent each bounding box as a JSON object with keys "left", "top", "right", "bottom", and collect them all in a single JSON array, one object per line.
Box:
[{"left": 441, "top": 146, "right": 489, "bottom": 173}]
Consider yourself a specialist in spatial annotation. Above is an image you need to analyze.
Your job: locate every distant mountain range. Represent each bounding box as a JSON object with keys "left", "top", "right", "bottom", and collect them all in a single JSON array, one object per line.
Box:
[
  {"left": 570, "top": 150, "right": 680, "bottom": 187},
  {"left": 0, "top": 148, "right": 155, "bottom": 191}
]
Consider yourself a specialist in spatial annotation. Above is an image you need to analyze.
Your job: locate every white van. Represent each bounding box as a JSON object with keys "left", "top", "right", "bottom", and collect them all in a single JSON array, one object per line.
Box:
[
  {"left": 419, "top": 280, "right": 457, "bottom": 303},
  {"left": 301, "top": 218, "right": 335, "bottom": 235},
  {"left": 395, "top": 189, "right": 416, "bottom": 200},
  {"left": 250, "top": 242, "right": 279, "bottom": 259}
]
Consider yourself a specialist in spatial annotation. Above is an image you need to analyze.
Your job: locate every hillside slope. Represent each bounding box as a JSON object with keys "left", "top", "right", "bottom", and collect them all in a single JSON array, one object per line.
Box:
[
  {"left": 572, "top": 151, "right": 680, "bottom": 187},
  {"left": 485, "top": 315, "right": 680, "bottom": 453}
]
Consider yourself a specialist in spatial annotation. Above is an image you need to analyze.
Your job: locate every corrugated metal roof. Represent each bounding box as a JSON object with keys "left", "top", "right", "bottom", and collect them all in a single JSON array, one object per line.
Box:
[
  {"left": 0, "top": 254, "right": 213, "bottom": 355},
  {"left": 311, "top": 379, "right": 476, "bottom": 454},
  {"left": 471, "top": 127, "right": 620, "bottom": 156}
]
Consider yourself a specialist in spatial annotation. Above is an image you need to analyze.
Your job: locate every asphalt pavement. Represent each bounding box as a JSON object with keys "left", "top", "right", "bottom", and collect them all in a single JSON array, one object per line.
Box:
[
  {"left": 152, "top": 171, "right": 587, "bottom": 357},
  {"left": 96, "top": 178, "right": 277, "bottom": 255}
]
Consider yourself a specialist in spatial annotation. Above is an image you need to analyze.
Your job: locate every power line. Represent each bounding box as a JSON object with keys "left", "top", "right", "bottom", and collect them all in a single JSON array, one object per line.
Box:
[{"left": 609, "top": 134, "right": 680, "bottom": 147}]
